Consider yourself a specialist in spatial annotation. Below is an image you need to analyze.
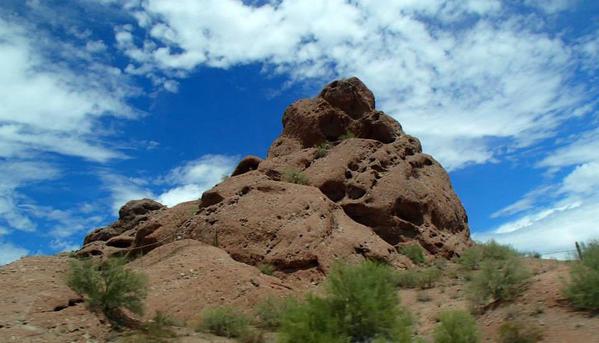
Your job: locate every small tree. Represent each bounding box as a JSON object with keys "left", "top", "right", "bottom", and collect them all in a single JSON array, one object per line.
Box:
[
  {"left": 433, "top": 310, "right": 480, "bottom": 343},
  {"left": 67, "top": 257, "right": 148, "bottom": 322},
  {"left": 564, "top": 240, "right": 599, "bottom": 310},
  {"left": 279, "top": 261, "right": 412, "bottom": 342},
  {"left": 467, "top": 258, "right": 530, "bottom": 308}
]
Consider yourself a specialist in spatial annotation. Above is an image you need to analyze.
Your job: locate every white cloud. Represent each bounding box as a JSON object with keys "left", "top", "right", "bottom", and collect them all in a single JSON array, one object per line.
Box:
[
  {"left": 524, "top": 0, "right": 577, "bottom": 14},
  {"left": 100, "top": 173, "right": 155, "bottom": 214},
  {"left": 157, "top": 155, "right": 237, "bottom": 207},
  {"left": 101, "top": 155, "right": 238, "bottom": 210},
  {"left": 481, "top": 127, "right": 599, "bottom": 258},
  {"left": 0, "top": 161, "right": 60, "bottom": 232},
  {"left": 116, "top": 0, "right": 595, "bottom": 171},
  {"left": 0, "top": 241, "right": 29, "bottom": 265},
  {"left": 0, "top": 19, "right": 137, "bottom": 162}
]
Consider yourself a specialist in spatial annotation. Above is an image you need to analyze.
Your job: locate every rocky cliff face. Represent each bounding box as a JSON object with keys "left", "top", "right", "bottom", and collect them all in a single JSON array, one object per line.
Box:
[{"left": 78, "top": 77, "right": 471, "bottom": 273}]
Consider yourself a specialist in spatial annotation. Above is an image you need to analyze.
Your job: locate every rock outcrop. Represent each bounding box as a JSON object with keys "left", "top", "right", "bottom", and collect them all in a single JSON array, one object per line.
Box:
[{"left": 78, "top": 77, "right": 471, "bottom": 275}]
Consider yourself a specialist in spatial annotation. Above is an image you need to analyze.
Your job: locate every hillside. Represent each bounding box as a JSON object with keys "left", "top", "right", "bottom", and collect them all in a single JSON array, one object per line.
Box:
[{"left": 0, "top": 78, "right": 596, "bottom": 342}]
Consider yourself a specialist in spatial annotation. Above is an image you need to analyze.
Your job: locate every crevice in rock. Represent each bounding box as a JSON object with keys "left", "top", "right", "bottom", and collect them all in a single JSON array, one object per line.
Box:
[
  {"left": 347, "top": 185, "right": 366, "bottom": 199},
  {"left": 106, "top": 237, "right": 133, "bottom": 248},
  {"left": 319, "top": 180, "right": 346, "bottom": 202},
  {"left": 393, "top": 198, "right": 424, "bottom": 226}
]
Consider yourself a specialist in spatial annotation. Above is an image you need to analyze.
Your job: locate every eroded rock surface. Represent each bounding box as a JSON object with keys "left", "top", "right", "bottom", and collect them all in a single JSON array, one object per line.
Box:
[{"left": 78, "top": 77, "right": 471, "bottom": 270}]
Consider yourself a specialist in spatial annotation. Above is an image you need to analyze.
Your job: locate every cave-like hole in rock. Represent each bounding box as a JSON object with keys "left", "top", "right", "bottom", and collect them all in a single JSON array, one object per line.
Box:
[
  {"left": 319, "top": 180, "right": 345, "bottom": 202},
  {"left": 318, "top": 111, "right": 348, "bottom": 141},
  {"left": 106, "top": 238, "right": 133, "bottom": 248},
  {"left": 394, "top": 198, "right": 424, "bottom": 226},
  {"left": 347, "top": 185, "right": 366, "bottom": 199},
  {"left": 342, "top": 203, "right": 401, "bottom": 245}
]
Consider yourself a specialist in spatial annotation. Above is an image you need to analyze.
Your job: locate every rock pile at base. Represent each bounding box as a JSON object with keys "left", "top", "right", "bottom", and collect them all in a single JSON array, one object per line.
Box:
[{"left": 78, "top": 77, "right": 471, "bottom": 274}]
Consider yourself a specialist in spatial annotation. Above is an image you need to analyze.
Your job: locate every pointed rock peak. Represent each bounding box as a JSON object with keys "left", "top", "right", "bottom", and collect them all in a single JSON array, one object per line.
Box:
[
  {"left": 270, "top": 77, "right": 404, "bottom": 158},
  {"left": 319, "top": 77, "right": 375, "bottom": 118}
]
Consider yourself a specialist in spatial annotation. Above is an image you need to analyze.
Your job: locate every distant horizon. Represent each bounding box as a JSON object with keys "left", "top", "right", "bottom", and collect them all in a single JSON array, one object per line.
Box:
[{"left": 1, "top": 0, "right": 598, "bottom": 265}]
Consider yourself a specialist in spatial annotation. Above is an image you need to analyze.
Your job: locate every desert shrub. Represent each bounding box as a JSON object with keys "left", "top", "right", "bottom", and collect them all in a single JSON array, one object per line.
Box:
[
  {"left": 255, "top": 296, "right": 292, "bottom": 329},
  {"left": 564, "top": 240, "right": 599, "bottom": 310},
  {"left": 498, "top": 320, "right": 543, "bottom": 343},
  {"left": 459, "top": 241, "right": 519, "bottom": 271},
  {"left": 395, "top": 267, "right": 442, "bottom": 289},
  {"left": 467, "top": 258, "right": 530, "bottom": 308},
  {"left": 121, "top": 312, "right": 178, "bottom": 343},
  {"left": 400, "top": 244, "right": 426, "bottom": 264},
  {"left": 480, "top": 241, "right": 520, "bottom": 261},
  {"left": 458, "top": 246, "right": 484, "bottom": 270},
  {"left": 257, "top": 263, "right": 275, "bottom": 276},
  {"left": 66, "top": 257, "right": 148, "bottom": 321},
  {"left": 278, "top": 260, "right": 412, "bottom": 343},
  {"left": 339, "top": 130, "right": 356, "bottom": 140},
  {"left": 199, "top": 306, "right": 250, "bottom": 338},
  {"left": 433, "top": 310, "right": 480, "bottom": 343},
  {"left": 282, "top": 169, "right": 309, "bottom": 185},
  {"left": 315, "top": 142, "right": 332, "bottom": 158}
]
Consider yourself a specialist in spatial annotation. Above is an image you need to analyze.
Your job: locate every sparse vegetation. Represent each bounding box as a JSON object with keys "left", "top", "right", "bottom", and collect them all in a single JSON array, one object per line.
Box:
[
  {"left": 433, "top": 310, "right": 480, "bottom": 343},
  {"left": 564, "top": 240, "right": 599, "bottom": 311},
  {"left": 400, "top": 244, "right": 426, "bottom": 264},
  {"left": 315, "top": 142, "right": 332, "bottom": 158},
  {"left": 121, "top": 312, "right": 178, "bottom": 343},
  {"left": 278, "top": 261, "right": 413, "bottom": 343},
  {"left": 339, "top": 130, "right": 356, "bottom": 140},
  {"left": 66, "top": 257, "right": 148, "bottom": 323},
  {"left": 394, "top": 266, "right": 442, "bottom": 289},
  {"left": 498, "top": 319, "right": 544, "bottom": 343},
  {"left": 257, "top": 262, "right": 275, "bottom": 275},
  {"left": 255, "top": 296, "right": 291, "bottom": 329},
  {"left": 282, "top": 168, "right": 309, "bottom": 185},
  {"left": 466, "top": 258, "right": 531, "bottom": 308},
  {"left": 459, "top": 241, "right": 520, "bottom": 271},
  {"left": 199, "top": 306, "right": 250, "bottom": 338}
]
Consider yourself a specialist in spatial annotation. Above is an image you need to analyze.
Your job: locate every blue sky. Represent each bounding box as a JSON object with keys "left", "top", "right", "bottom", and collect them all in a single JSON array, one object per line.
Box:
[{"left": 1, "top": 0, "right": 598, "bottom": 264}]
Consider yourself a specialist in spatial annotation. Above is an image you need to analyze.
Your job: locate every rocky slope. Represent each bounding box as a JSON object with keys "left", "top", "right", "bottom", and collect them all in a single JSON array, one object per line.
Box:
[{"left": 78, "top": 77, "right": 471, "bottom": 275}]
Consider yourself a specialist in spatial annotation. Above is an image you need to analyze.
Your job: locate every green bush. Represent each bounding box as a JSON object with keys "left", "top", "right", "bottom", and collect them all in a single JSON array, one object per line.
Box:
[
  {"left": 255, "top": 296, "right": 291, "bottom": 329},
  {"left": 498, "top": 320, "right": 543, "bottom": 343},
  {"left": 339, "top": 130, "right": 356, "bottom": 140},
  {"left": 279, "top": 261, "right": 412, "bottom": 343},
  {"left": 433, "top": 310, "right": 480, "bottom": 343},
  {"left": 199, "top": 306, "right": 250, "bottom": 338},
  {"left": 459, "top": 241, "right": 519, "bottom": 271},
  {"left": 395, "top": 267, "right": 442, "bottom": 289},
  {"left": 282, "top": 169, "right": 309, "bottom": 185},
  {"left": 400, "top": 244, "right": 426, "bottom": 264},
  {"left": 458, "top": 246, "right": 484, "bottom": 270},
  {"left": 564, "top": 240, "right": 599, "bottom": 310},
  {"left": 257, "top": 263, "right": 275, "bottom": 276},
  {"left": 66, "top": 257, "right": 148, "bottom": 321},
  {"left": 315, "top": 142, "right": 331, "bottom": 158},
  {"left": 467, "top": 258, "right": 530, "bottom": 308}
]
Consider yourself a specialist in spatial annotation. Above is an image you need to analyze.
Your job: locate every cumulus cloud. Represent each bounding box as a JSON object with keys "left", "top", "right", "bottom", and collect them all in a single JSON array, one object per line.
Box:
[
  {"left": 102, "top": 154, "right": 238, "bottom": 211},
  {"left": 115, "top": 0, "right": 594, "bottom": 171},
  {"left": 157, "top": 155, "right": 238, "bottom": 206}
]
